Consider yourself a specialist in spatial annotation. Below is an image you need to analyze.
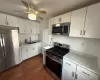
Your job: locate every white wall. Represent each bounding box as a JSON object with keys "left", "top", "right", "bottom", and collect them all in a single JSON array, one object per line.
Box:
[
  {"left": 52, "top": 35, "right": 100, "bottom": 67},
  {"left": 19, "top": 34, "right": 39, "bottom": 44}
]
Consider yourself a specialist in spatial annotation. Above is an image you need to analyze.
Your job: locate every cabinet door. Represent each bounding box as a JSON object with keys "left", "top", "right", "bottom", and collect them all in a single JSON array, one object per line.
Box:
[
  {"left": 7, "top": 15, "right": 19, "bottom": 27},
  {"left": 54, "top": 16, "right": 61, "bottom": 24},
  {"left": 19, "top": 18, "right": 26, "bottom": 33},
  {"left": 84, "top": 3, "right": 100, "bottom": 38},
  {"left": 61, "top": 12, "right": 71, "bottom": 23},
  {"left": 77, "top": 66, "right": 99, "bottom": 80},
  {"left": 25, "top": 20, "right": 32, "bottom": 33},
  {"left": 62, "top": 60, "right": 76, "bottom": 80},
  {"left": 75, "top": 72, "right": 91, "bottom": 80},
  {"left": 30, "top": 22, "right": 37, "bottom": 34},
  {"left": 36, "top": 22, "right": 40, "bottom": 34},
  {"left": 0, "top": 13, "right": 6, "bottom": 26},
  {"left": 48, "top": 18, "right": 54, "bottom": 34},
  {"left": 35, "top": 43, "right": 41, "bottom": 54},
  {"left": 21, "top": 47, "right": 28, "bottom": 60},
  {"left": 70, "top": 7, "right": 87, "bottom": 37},
  {"left": 28, "top": 46, "right": 35, "bottom": 58}
]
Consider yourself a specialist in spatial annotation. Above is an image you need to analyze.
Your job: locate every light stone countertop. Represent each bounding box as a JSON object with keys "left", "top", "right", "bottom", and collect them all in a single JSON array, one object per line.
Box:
[{"left": 64, "top": 50, "right": 100, "bottom": 75}]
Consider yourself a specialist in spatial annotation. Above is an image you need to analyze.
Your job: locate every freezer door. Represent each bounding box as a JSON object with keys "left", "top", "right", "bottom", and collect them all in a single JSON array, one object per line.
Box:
[
  {"left": 2, "top": 30, "right": 20, "bottom": 69},
  {"left": 0, "top": 34, "right": 6, "bottom": 72}
]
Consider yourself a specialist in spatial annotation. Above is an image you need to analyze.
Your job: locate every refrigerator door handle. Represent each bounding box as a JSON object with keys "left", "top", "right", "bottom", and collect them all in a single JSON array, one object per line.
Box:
[
  {"left": 0, "top": 34, "right": 5, "bottom": 58},
  {"left": 1, "top": 34, "right": 7, "bottom": 58}
]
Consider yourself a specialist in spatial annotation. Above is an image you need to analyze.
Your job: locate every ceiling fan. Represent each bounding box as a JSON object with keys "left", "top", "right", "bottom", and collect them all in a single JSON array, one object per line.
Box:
[{"left": 14, "top": 0, "right": 46, "bottom": 20}]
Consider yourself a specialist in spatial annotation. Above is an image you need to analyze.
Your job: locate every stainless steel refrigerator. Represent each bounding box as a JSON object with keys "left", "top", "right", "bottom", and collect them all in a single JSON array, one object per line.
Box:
[{"left": 0, "top": 26, "right": 20, "bottom": 72}]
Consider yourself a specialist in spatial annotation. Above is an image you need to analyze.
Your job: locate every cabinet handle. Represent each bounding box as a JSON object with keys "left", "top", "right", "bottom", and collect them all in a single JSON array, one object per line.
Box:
[
  {"left": 26, "top": 50, "right": 27, "bottom": 52},
  {"left": 82, "top": 71, "right": 90, "bottom": 76},
  {"left": 7, "top": 21, "right": 9, "bottom": 25},
  {"left": 80, "top": 30, "right": 82, "bottom": 35},
  {"left": 75, "top": 73, "right": 78, "bottom": 79},
  {"left": 66, "top": 62, "right": 71, "bottom": 66},
  {"left": 59, "top": 18, "right": 61, "bottom": 22},
  {"left": 31, "top": 30, "right": 32, "bottom": 33},
  {"left": 72, "top": 72, "right": 74, "bottom": 77},
  {"left": 24, "top": 30, "right": 25, "bottom": 32},
  {"left": 83, "top": 30, "right": 86, "bottom": 35},
  {"left": 5, "top": 21, "right": 8, "bottom": 25}
]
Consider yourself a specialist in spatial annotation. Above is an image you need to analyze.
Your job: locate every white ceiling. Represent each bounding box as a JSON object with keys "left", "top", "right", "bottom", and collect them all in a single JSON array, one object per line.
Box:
[{"left": 0, "top": 0, "right": 99, "bottom": 19}]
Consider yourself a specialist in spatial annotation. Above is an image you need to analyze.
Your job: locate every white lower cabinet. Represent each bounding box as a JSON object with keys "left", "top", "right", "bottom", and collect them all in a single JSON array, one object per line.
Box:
[
  {"left": 21, "top": 43, "right": 41, "bottom": 61},
  {"left": 75, "top": 71, "right": 90, "bottom": 80},
  {"left": 76, "top": 66, "right": 99, "bottom": 80},
  {"left": 27, "top": 46, "right": 35, "bottom": 58},
  {"left": 62, "top": 59, "right": 99, "bottom": 80},
  {"left": 62, "top": 59, "right": 76, "bottom": 80},
  {"left": 63, "top": 67, "right": 75, "bottom": 80},
  {"left": 21, "top": 47, "right": 28, "bottom": 61}
]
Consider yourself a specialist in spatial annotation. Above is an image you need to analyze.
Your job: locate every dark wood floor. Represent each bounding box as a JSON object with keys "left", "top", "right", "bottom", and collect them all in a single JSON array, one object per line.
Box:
[{"left": 0, "top": 55, "right": 55, "bottom": 80}]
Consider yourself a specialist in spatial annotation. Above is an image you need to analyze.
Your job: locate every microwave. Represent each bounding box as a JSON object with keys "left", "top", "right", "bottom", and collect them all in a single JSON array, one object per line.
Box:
[{"left": 52, "top": 22, "right": 70, "bottom": 36}]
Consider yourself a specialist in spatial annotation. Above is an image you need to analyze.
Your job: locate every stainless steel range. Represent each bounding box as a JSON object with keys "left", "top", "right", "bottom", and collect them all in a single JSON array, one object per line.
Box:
[{"left": 45, "top": 42, "right": 70, "bottom": 78}]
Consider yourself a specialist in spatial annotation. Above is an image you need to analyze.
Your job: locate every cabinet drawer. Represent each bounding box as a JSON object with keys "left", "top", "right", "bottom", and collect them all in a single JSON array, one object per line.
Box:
[
  {"left": 77, "top": 66, "right": 99, "bottom": 80},
  {"left": 63, "top": 59, "right": 76, "bottom": 70}
]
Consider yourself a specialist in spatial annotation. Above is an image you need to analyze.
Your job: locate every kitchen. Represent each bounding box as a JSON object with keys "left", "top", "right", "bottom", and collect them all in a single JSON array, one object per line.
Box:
[{"left": 0, "top": 0, "right": 100, "bottom": 80}]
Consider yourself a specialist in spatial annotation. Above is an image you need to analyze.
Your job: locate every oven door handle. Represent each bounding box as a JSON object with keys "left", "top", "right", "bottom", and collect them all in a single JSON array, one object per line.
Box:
[{"left": 46, "top": 54, "right": 62, "bottom": 65}]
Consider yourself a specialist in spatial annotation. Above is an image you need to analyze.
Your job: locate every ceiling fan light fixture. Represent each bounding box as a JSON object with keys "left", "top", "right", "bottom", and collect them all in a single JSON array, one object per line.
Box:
[{"left": 28, "top": 13, "right": 37, "bottom": 20}]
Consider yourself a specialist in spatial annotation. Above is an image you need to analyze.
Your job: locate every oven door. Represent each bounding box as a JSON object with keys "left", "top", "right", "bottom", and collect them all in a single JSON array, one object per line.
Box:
[{"left": 46, "top": 54, "right": 62, "bottom": 78}]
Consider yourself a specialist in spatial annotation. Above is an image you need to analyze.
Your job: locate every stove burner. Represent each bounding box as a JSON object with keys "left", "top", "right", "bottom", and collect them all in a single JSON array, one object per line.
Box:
[{"left": 46, "top": 46, "right": 69, "bottom": 58}]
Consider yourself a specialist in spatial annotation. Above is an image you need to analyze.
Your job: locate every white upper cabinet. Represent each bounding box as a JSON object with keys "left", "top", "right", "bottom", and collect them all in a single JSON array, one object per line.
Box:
[
  {"left": 25, "top": 20, "right": 33, "bottom": 33},
  {"left": 25, "top": 20, "right": 38, "bottom": 34},
  {"left": 69, "top": 7, "right": 87, "bottom": 37},
  {"left": 6, "top": 15, "right": 19, "bottom": 27},
  {"left": 0, "top": 13, "right": 6, "bottom": 26},
  {"left": 49, "top": 2, "right": 100, "bottom": 39},
  {"left": 54, "top": 16, "right": 61, "bottom": 24},
  {"left": 48, "top": 18, "right": 54, "bottom": 34},
  {"left": 61, "top": 12, "right": 71, "bottom": 23},
  {"left": 19, "top": 18, "right": 39, "bottom": 34},
  {"left": 31, "top": 21, "right": 37, "bottom": 34},
  {"left": 19, "top": 18, "right": 26, "bottom": 33},
  {"left": 84, "top": 3, "right": 100, "bottom": 38},
  {"left": 53, "top": 12, "right": 71, "bottom": 24}
]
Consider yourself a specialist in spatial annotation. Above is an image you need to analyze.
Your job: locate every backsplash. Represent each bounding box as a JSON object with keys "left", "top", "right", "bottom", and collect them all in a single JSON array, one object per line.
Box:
[
  {"left": 52, "top": 35, "right": 100, "bottom": 68},
  {"left": 19, "top": 34, "right": 39, "bottom": 44}
]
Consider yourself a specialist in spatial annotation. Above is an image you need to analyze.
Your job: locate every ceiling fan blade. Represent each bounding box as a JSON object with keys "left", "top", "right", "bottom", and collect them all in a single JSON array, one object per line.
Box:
[
  {"left": 21, "top": 0, "right": 30, "bottom": 10},
  {"left": 28, "top": 3, "right": 38, "bottom": 14},
  {"left": 13, "top": 10, "right": 30, "bottom": 14},
  {"left": 35, "top": 10, "right": 46, "bottom": 15},
  {"left": 30, "top": 3, "right": 37, "bottom": 10}
]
